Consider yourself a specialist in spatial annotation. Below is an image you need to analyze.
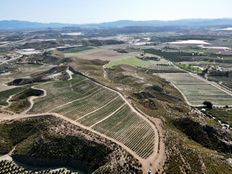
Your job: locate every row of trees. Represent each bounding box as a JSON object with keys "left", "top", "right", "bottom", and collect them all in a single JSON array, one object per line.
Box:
[{"left": 0, "top": 160, "right": 78, "bottom": 174}]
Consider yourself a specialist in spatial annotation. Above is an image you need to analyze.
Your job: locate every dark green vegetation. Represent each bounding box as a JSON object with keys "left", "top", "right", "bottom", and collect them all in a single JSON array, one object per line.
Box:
[
  {"left": 0, "top": 160, "right": 78, "bottom": 174},
  {"left": 81, "top": 39, "right": 124, "bottom": 46},
  {"left": 18, "top": 41, "right": 62, "bottom": 50},
  {"left": 144, "top": 48, "right": 232, "bottom": 63},
  {"left": 206, "top": 108, "right": 232, "bottom": 127},
  {"left": 8, "top": 78, "right": 48, "bottom": 86},
  {"left": 164, "top": 131, "right": 232, "bottom": 174},
  {"left": 58, "top": 46, "right": 93, "bottom": 53},
  {"left": 7, "top": 99, "right": 30, "bottom": 114},
  {"left": 144, "top": 49, "right": 194, "bottom": 62},
  {"left": 18, "top": 51, "right": 69, "bottom": 65},
  {"left": 10, "top": 88, "right": 44, "bottom": 101},
  {"left": 208, "top": 76, "right": 232, "bottom": 89},
  {"left": 0, "top": 87, "right": 25, "bottom": 106},
  {"left": 150, "top": 34, "right": 216, "bottom": 43},
  {"left": 114, "top": 49, "right": 128, "bottom": 53},
  {"left": 8, "top": 66, "right": 74, "bottom": 86},
  {"left": 176, "top": 63, "right": 202, "bottom": 74},
  {"left": 134, "top": 84, "right": 183, "bottom": 110},
  {"left": 0, "top": 86, "right": 44, "bottom": 114},
  {"left": 7, "top": 88, "right": 44, "bottom": 113},
  {"left": 0, "top": 116, "right": 142, "bottom": 174},
  {"left": 173, "top": 118, "right": 232, "bottom": 153}
]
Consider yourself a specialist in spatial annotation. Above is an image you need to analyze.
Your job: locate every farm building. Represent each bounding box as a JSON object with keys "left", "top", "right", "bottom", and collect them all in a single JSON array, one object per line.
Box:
[{"left": 205, "top": 65, "right": 232, "bottom": 77}]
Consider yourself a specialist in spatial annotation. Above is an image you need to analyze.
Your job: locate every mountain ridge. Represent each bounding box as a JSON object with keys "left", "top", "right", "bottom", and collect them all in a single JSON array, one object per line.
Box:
[{"left": 0, "top": 18, "right": 232, "bottom": 30}]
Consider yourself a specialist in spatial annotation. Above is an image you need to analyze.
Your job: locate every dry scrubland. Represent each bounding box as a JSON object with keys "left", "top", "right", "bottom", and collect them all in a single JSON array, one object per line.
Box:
[
  {"left": 156, "top": 73, "right": 232, "bottom": 106},
  {"left": 0, "top": 115, "right": 142, "bottom": 174},
  {"left": 29, "top": 74, "right": 155, "bottom": 159}
]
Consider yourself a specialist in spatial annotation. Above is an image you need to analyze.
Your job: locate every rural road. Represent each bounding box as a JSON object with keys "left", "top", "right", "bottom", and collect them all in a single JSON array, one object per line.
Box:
[
  {"left": 0, "top": 111, "right": 162, "bottom": 174},
  {"left": 81, "top": 73, "right": 166, "bottom": 173},
  {"left": 1, "top": 74, "right": 166, "bottom": 173}
]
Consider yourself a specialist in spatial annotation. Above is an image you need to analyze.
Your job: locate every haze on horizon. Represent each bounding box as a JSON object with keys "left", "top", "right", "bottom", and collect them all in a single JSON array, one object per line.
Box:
[{"left": 1, "top": 0, "right": 232, "bottom": 24}]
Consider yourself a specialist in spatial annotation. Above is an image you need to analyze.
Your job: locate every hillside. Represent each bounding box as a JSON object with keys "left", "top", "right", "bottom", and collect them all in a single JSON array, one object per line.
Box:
[{"left": 0, "top": 115, "right": 142, "bottom": 174}]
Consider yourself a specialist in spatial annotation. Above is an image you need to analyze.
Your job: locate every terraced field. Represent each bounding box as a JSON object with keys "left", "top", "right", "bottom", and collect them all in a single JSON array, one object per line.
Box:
[
  {"left": 29, "top": 74, "right": 155, "bottom": 160},
  {"left": 156, "top": 73, "right": 232, "bottom": 106},
  {"left": 93, "top": 105, "right": 155, "bottom": 158},
  {"left": 77, "top": 97, "right": 124, "bottom": 127},
  {"left": 29, "top": 75, "right": 109, "bottom": 114}
]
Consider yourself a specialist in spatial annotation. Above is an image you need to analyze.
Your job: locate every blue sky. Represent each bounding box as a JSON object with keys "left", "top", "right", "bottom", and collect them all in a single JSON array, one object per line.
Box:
[{"left": 0, "top": 0, "right": 231, "bottom": 24}]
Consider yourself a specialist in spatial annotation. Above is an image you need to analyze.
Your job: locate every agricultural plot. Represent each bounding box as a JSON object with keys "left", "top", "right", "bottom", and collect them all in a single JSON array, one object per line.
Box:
[
  {"left": 156, "top": 73, "right": 232, "bottom": 106},
  {"left": 106, "top": 52, "right": 155, "bottom": 68},
  {"left": 93, "top": 105, "right": 155, "bottom": 159},
  {"left": 53, "top": 90, "right": 118, "bottom": 120},
  {"left": 206, "top": 108, "right": 232, "bottom": 127},
  {"left": 65, "top": 47, "right": 123, "bottom": 61},
  {"left": 78, "top": 97, "right": 125, "bottom": 126},
  {"left": 148, "top": 64, "right": 183, "bottom": 73},
  {"left": 29, "top": 75, "right": 114, "bottom": 114},
  {"left": 29, "top": 74, "right": 155, "bottom": 159},
  {"left": 0, "top": 87, "right": 26, "bottom": 105},
  {"left": 59, "top": 46, "right": 93, "bottom": 54},
  {"left": 208, "top": 76, "right": 232, "bottom": 89}
]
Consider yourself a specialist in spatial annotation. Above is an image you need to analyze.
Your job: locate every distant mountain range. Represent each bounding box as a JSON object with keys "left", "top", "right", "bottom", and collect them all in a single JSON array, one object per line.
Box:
[{"left": 0, "top": 19, "right": 232, "bottom": 30}]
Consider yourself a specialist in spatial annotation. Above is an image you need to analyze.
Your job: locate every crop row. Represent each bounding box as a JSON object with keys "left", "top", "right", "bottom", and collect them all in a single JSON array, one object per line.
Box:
[
  {"left": 156, "top": 73, "right": 206, "bottom": 84},
  {"left": 29, "top": 75, "right": 155, "bottom": 159},
  {"left": 0, "top": 160, "right": 77, "bottom": 174},
  {"left": 54, "top": 89, "right": 118, "bottom": 120},
  {"left": 78, "top": 97, "right": 124, "bottom": 126},
  {"left": 156, "top": 73, "right": 232, "bottom": 106},
  {"left": 29, "top": 77, "right": 102, "bottom": 113},
  {"left": 93, "top": 105, "right": 155, "bottom": 159}
]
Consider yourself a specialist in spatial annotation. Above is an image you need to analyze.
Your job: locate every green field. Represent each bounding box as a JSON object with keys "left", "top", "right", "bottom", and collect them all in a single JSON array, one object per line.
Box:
[
  {"left": 156, "top": 73, "right": 232, "bottom": 106},
  {"left": 106, "top": 53, "right": 155, "bottom": 68},
  {"left": 176, "top": 63, "right": 202, "bottom": 74},
  {"left": 206, "top": 109, "right": 232, "bottom": 127},
  {"left": 0, "top": 87, "right": 26, "bottom": 106}
]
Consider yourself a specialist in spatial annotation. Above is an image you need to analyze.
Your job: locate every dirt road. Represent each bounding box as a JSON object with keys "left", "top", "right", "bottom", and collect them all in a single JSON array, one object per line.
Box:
[{"left": 1, "top": 77, "right": 166, "bottom": 173}]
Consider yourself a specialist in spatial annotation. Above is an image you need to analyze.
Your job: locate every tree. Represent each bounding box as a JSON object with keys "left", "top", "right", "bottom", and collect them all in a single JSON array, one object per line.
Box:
[{"left": 203, "top": 101, "right": 213, "bottom": 109}]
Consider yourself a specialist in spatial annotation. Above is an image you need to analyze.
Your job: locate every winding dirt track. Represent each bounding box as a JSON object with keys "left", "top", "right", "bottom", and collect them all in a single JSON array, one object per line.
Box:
[
  {"left": 0, "top": 78, "right": 165, "bottom": 173},
  {"left": 92, "top": 79, "right": 166, "bottom": 172}
]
